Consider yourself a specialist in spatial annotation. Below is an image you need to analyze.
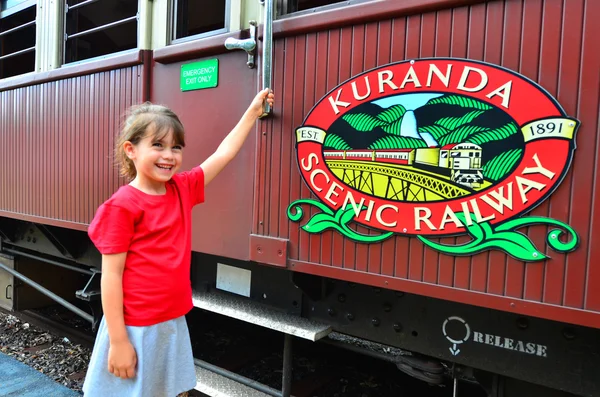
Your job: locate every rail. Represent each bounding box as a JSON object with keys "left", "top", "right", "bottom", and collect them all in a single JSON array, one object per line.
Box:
[
  {"left": 0, "top": 261, "right": 93, "bottom": 324},
  {"left": 260, "top": 0, "right": 273, "bottom": 117},
  {"left": 66, "top": 0, "right": 100, "bottom": 12},
  {"left": 0, "top": 46, "right": 34, "bottom": 61},
  {"left": 0, "top": 20, "right": 35, "bottom": 37},
  {"left": 66, "top": 15, "right": 138, "bottom": 40},
  {"left": 2, "top": 248, "right": 93, "bottom": 276}
]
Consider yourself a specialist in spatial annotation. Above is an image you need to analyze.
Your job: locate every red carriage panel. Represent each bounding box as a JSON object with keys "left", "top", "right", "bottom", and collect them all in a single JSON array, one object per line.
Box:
[
  {"left": 256, "top": 0, "right": 600, "bottom": 328},
  {"left": 0, "top": 53, "right": 147, "bottom": 230}
]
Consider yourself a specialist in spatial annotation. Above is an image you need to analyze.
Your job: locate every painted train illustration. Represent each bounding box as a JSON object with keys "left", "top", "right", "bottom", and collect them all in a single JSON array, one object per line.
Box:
[{"left": 324, "top": 143, "right": 484, "bottom": 189}]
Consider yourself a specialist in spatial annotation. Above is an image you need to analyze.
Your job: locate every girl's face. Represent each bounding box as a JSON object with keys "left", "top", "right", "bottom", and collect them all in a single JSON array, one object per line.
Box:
[{"left": 125, "top": 128, "right": 183, "bottom": 190}]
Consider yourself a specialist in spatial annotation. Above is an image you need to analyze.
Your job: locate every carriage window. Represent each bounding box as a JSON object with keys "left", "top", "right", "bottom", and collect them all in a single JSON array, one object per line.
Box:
[
  {"left": 0, "top": 2, "right": 36, "bottom": 79},
  {"left": 64, "top": 0, "right": 138, "bottom": 64},
  {"left": 172, "top": 0, "right": 228, "bottom": 42},
  {"left": 278, "top": 0, "right": 364, "bottom": 15}
]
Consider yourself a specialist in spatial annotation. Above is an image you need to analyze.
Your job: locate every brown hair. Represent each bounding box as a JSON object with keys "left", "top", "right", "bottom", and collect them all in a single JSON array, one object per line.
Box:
[{"left": 116, "top": 102, "right": 185, "bottom": 180}]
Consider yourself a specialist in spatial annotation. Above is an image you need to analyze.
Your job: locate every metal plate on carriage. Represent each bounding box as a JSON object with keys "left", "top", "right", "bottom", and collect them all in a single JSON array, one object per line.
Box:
[
  {"left": 192, "top": 290, "right": 331, "bottom": 341},
  {"left": 194, "top": 365, "right": 270, "bottom": 397}
]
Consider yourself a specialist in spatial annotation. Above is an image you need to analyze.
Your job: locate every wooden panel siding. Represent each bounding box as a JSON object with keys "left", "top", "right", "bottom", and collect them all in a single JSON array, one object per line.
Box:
[{"left": 0, "top": 65, "right": 144, "bottom": 230}]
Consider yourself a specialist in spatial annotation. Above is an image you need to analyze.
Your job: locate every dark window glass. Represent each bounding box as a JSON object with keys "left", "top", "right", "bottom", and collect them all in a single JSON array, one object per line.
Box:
[
  {"left": 174, "top": 0, "right": 226, "bottom": 40},
  {"left": 0, "top": 5, "right": 35, "bottom": 79},
  {"left": 280, "top": 0, "right": 347, "bottom": 14},
  {"left": 65, "top": 0, "right": 138, "bottom": 63}
]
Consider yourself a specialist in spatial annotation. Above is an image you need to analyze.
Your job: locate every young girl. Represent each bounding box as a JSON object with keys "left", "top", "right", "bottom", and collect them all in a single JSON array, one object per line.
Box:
[{"left": 82, "top": 89, "right": 275, "bottom": 396}]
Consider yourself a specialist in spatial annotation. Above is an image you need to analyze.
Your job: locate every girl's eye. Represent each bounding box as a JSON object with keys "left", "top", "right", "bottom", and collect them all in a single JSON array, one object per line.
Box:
[
  {"left": 152, "top": 142, "right": 162, "bottom": 147},
  {"left": 173, "top": 145, "right": 183, "bottom": 150}
]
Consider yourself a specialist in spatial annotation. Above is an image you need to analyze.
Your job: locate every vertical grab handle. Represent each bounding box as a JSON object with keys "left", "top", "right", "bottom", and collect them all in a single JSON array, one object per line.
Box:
[{"left": 259, "top": 0, "right": 273, "bottom": 118}]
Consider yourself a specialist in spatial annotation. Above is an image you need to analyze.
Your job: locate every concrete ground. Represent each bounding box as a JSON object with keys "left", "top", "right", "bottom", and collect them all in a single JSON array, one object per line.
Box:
[{"left": 0, "top": 352, "right": 79, "bottom": 396}]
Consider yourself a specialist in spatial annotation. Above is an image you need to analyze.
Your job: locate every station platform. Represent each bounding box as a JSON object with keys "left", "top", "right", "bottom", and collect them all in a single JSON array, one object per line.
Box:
[{"left": 0, "top": 352, "right": 79, "bottom": 396}]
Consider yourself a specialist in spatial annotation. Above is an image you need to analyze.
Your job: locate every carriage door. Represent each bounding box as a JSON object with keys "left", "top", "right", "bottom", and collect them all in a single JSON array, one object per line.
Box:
[{"left": 150, "top": 1, "right": 271, "bottom": 261}]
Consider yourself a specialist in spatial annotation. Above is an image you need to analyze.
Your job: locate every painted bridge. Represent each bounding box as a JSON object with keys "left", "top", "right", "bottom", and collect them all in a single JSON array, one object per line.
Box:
[{"left": 325, "top": 160, "right": 471, "bottom": 202}]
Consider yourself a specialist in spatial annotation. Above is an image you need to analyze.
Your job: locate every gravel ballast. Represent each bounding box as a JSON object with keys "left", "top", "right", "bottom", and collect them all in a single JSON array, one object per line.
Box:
[{"left": 0, "top": 311, "right": 91, "bottom": 394}]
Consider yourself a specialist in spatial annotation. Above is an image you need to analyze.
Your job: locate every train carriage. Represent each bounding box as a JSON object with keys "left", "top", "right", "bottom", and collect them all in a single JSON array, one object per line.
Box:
[
  {"left": 374, "top": 149, "right": 414, "bottom": 165},
  {"left": 0, "top": 1, "right": 599, "bottom": 396}
]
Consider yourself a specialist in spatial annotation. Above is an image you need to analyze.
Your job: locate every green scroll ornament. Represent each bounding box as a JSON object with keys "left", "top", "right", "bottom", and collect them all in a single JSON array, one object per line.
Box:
[
  {"left": 287, "top": 200, "right": 578, "bottom": 262},
  {"left": 418, "top": 213, "right": 579, "bottom": 262},
  {"left": 287, "top": 199, "right": 393, "bottom": 243}
]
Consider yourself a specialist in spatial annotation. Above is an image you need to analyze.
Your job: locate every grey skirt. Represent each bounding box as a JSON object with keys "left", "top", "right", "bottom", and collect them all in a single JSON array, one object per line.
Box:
[{"left": 82, "top": 315, "right": 196, "bottom": 397}]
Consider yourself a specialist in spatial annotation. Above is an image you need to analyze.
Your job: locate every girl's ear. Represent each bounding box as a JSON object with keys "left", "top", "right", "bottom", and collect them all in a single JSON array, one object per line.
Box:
[{"left": 123, "top": 141, "right": 136, "bottom": 160}]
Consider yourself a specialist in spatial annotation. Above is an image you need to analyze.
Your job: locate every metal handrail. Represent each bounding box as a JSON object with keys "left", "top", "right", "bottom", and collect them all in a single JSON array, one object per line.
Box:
[
  {"left": 2, "top": 248, "right": 93, "bottom": 276},
  {"left": 66, "top": 14, "right": 137, "bottom": 40},
  {"left": 260, "top": 0, "right": 273, "bottom": 118},
  {"left": 0, "top": 20, "right": 35, "bottom": 38},
  {"left": 0, "top": 46, "right": 34, "bottom": 61},
  {"left": 0, "top": 260, "right": 93, "bottom": 324}
]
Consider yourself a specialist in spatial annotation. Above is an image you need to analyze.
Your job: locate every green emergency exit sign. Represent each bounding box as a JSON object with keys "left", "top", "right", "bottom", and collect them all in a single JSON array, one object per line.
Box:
[{"left": 180, "top": 59, "right": 218, "bottom": 91}]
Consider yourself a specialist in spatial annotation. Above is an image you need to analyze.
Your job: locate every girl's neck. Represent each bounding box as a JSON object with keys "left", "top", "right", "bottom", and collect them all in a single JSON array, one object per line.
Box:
[{"left": 129, "top": 177, "right": 167, "bottom": 195}]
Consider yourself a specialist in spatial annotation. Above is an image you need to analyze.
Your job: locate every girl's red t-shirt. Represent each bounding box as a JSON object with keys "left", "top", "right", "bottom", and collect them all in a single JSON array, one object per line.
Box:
[{"left": 88, "top": 166, "right": 205, "bottom": 326}]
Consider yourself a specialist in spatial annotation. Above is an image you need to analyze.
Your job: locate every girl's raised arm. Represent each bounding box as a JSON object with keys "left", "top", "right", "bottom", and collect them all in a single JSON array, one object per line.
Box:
[
  {"left": 101, "top": 252, "right": 137, "bottom": 379},
  {"left": 200, "top": 88, "right": 274, "bottom": 186}
]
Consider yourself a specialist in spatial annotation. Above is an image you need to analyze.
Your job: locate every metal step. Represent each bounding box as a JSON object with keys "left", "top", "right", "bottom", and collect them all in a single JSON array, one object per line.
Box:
[
  {"left": 194, "top": 363, "right": 272, "bottom": 397},
  {"left": 192, "top": 291, "right": 331, "bottom": 341}
]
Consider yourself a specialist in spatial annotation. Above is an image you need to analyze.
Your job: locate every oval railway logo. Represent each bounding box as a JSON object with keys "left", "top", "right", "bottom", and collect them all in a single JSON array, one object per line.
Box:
[{"left": 288, "top": 58, "right": 580, "bottom": 261}]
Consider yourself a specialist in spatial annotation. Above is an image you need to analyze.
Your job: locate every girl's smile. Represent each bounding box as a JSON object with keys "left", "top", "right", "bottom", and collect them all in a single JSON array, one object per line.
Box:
[{"left": 125, "top": 128, "right": 183, "bottom": 194}]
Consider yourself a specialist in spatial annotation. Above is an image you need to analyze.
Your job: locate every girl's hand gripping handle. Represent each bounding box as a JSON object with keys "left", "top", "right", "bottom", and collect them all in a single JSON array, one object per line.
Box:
[
  {"left": 201, "top": 88, "right": 275, "bottom": 186},
  {"left": 247, "top": 88, "right": 275, "bottom": 119}
]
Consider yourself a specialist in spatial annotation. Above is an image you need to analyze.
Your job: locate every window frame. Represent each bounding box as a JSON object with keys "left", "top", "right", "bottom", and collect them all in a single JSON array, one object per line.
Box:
[
  {"left": 62, "top": 0, "right": 140, "bottom": 66},
  {"left": 0, "top": 0, "right": 35, "bottom": 18},
  {"left": 169, "top": 0, "right": 231, "bottom": 45},
  {"left": 0, "top": 1, "right": 36, "bottom": 80}
]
